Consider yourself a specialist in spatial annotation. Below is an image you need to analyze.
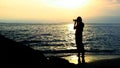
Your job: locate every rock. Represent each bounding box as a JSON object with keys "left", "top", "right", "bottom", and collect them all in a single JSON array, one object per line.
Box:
[{"left": 1, "top": 35, "right": 75, "bottom": 68}]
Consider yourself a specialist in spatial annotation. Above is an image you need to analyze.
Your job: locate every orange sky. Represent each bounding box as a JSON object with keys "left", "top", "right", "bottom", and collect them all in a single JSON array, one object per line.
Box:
[{"left": 0, "top": 0, "right": 120, "bottom": 23}]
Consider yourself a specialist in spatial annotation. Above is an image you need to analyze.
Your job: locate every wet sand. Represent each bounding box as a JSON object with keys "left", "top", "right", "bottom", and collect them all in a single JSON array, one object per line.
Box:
[
  {"left": 62, "top": 54, "right": 120, "bottom": 67},
  {"left": 62, "top": 54, "right": 120, "bottom": 64}
]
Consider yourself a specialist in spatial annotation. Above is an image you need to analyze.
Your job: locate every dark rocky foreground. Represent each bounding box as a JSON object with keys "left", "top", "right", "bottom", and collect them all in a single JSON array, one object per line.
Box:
[{"left": 0, "top": 35, "right": 75, "bottom": 68}]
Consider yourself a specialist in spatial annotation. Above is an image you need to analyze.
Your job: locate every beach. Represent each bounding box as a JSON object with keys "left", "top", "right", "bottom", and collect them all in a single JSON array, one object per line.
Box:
[
  {"left": 62, "top": 54, "right": 120, "bottom": 64},
  {"left": 1, "top": 0, "right": 120, "bottom": 67},
  {"left": 62, "top": 54, "right": 120, "bottom": 68}
]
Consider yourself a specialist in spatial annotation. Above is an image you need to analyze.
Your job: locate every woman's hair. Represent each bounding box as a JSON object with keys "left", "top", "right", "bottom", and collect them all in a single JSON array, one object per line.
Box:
[{"left": 76, "top": 16, "right": 82, "bottom": 22}]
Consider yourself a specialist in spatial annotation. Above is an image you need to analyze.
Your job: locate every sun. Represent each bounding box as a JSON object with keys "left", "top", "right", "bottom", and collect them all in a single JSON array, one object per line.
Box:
[{"left": 43, "top": 0, "right": 90, "bottom": 8}]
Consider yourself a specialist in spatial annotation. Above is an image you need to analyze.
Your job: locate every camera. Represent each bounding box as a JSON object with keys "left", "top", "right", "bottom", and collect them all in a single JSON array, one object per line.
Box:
[{"left": 73, "top": 19, "right": 77, "bottom": 21}]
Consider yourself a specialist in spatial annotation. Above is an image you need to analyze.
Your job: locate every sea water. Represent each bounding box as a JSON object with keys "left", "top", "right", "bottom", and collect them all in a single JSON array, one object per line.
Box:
[{"left": 0, "top": 23, "right": 120, "bottom": 57}]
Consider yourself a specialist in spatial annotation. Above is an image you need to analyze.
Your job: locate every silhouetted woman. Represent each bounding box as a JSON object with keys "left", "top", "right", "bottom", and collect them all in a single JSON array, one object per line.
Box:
[{"left": 73, "top": 16, "right": 85, "bottom": 64}]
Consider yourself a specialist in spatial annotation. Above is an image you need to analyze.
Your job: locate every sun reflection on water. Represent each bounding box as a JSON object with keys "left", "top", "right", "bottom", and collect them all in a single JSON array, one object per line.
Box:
[{"left": 68, "top": 24, "right": 74, "bottom": 32}]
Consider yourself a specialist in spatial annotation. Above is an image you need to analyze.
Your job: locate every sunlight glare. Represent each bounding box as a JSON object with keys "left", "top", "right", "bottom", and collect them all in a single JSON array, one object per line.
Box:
[
  {"left": 62, "top": 55, "right": 96, "bottom": 64},
  {"left": 68, "top": 24, "right": 74, "bottom": 31},
  {"left": 43, "top": 0, "right": 90, "bottom": 8}
]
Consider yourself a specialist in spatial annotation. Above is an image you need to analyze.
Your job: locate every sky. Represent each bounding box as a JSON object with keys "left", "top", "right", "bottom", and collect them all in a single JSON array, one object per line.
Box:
[{"left": 0, "top": 0, "right": 120, "bottom": 23}]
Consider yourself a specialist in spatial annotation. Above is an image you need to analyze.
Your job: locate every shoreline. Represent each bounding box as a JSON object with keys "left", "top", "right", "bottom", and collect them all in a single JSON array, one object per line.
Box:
[
  {"left": 61, "top": 54, "right": 120, "bottom": 64},
  {"left": 61, "top": 54, "right": 120, "bottom": 67},
  {"left": 87, "top": 57, "right": 120, "bottom": 67}
]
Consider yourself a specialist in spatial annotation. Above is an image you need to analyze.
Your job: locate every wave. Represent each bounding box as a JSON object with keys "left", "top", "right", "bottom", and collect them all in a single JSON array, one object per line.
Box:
[
  {"left": 41, "top": 34, "right": 52, "bottom": 36},
  {"left": 20, "top": 40, "right": 67, "bottom": 45},
  {"left": 40, "top": 49, "right": 116, "bottom": 54}
]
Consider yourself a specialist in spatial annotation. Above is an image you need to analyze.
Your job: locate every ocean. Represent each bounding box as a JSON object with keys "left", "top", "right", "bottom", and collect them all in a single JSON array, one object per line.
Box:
[{"left": 0, "top": 23, "right": 120, "bottom": 57}]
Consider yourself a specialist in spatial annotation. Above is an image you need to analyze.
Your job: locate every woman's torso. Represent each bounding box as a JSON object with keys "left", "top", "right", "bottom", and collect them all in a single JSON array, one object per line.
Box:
[{"left": 75, "top": 22, "right": 84, "bottom": 35}]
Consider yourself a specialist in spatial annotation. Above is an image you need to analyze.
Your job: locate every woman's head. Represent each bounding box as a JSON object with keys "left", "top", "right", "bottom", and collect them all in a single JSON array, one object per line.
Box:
[{"left": 76, "top": 16, "right": 82, "bottom": 22}]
